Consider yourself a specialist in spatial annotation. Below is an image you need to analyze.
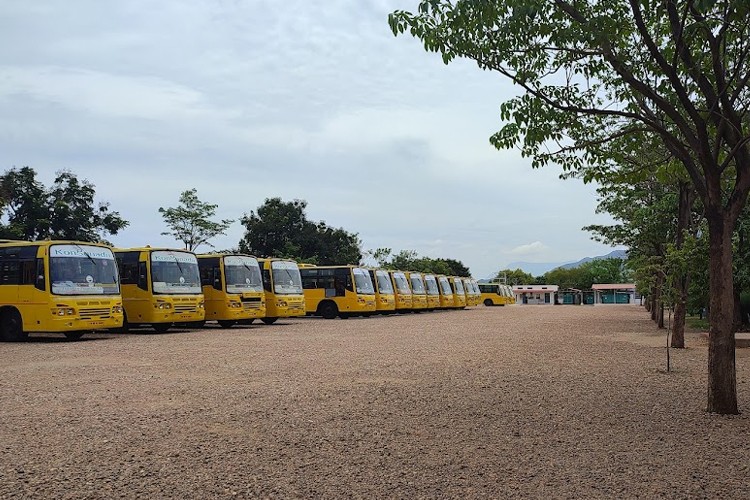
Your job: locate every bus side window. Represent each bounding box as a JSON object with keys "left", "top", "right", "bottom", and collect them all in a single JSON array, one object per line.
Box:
[
  {"left": 262, "top": 269, "right": 272, "bottom": 292},
  {"left": 35, "top": 259, "right": 45, "bottom": 291},
  {"left": 137, "top": 261, "right": 148, "bottom": 291},
  {"left": 213, "top": 267, "right": 222, "bottom": 290}
]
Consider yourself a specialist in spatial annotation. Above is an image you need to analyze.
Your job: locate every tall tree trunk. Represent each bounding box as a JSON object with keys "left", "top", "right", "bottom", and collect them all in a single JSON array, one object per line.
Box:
[
  {"left": 658, "top": 301, "right": 665, "bottom": 329},
  {"left": 672, "top": 182, "right": 694, "bottom": 348},
  {"left": 706, "top": 214, "right": 738, "bottom": 414},
  {"left": 651, "top": 281, "right": 659, "bottom": 322}
]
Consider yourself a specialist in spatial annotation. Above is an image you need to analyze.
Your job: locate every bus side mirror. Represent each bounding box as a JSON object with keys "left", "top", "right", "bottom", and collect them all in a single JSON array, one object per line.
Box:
[
  {"left": 35, "top": 274, "right": 45, "bottom": 291},
  {"left": 213, "top": 278, "right": 222, "bottom": 290},
  {"left": 138, "top": 274, "right": 148, "bottom": 290}
]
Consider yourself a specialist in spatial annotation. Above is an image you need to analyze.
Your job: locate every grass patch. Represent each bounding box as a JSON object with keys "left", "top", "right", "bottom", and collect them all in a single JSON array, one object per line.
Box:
[{"left": 686, "top": 315, "right": 709, "bottom": 331}]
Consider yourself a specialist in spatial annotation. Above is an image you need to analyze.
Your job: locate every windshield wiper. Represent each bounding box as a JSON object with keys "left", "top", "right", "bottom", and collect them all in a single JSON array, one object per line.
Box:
[{"left": 75, "top": 244, "right": 98, "bottom": 267}]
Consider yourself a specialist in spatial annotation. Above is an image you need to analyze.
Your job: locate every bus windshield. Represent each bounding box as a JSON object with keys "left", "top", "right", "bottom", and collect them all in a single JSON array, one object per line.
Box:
[
  {"left": 409, "top": 275, "right": 426, "bottom": 293},
  {"left": 151, "top": 251, "right": 201, "bottom": 294},
  {"left": 424, "top": 275, "right": 440, "bottom": 295},
  {"left": 224, "top": 255, "right": 263, "bottom": 293},
  {"left": 375, "top": 270, "right": 394, "bottom": 293},
  {"left": 392, "top": 272, "right": 411, "bottom": 294},
  {"left": 438, "top": 277, "right": 452, "bottom": 295},
  {"left": 353, "top": 268, "right": 375, "bottom": 294},
  {"left": 50, "top": 244, "right": 120, "bottom": 296},
  {"left": 271, "top": 260, "right": 303, "bottom": 294}
]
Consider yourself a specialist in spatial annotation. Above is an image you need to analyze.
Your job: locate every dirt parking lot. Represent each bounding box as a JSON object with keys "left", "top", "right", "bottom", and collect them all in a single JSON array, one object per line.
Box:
[{"left": 1, "top": 305, "right": 749, "bottom": 499}]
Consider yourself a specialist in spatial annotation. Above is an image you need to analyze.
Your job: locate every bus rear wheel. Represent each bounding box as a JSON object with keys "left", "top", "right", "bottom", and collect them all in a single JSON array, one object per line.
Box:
[
  {"left": 484, "top": 299, "right": 494, "bottom": 307},
  {"left": 261, "top": 317, "right": 278, "bottom": 325},
  {"left": 1, "top": 309, "right": 26, "bottom": 342},
  {"left": 319, "top": 302, "right": 338, "bottom": 320},
  {"left": 218, "top": 320, "right": 236, "bottom": 329},
  {"left": 64, "top": 331, "right": 85, "bottom": 340}
]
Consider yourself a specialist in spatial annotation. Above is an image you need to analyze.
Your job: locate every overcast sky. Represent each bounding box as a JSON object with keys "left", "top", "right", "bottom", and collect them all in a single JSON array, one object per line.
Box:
[{"left": 0, "top": 0, "right": 623, "bottom": 278}]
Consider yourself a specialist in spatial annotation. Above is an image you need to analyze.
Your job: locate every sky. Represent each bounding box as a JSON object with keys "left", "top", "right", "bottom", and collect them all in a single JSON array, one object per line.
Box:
[{"left": 0, "top": 0, "right": 623, "bottom": 279}]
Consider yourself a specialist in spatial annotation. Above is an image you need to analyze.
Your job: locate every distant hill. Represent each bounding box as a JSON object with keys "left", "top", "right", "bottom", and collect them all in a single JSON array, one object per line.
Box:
[
  {"left": 504, "top": 249, "right": 627, "bottom": 276},
  {"left": 557, "top": 249, "right": 628, "bottom": 270}
]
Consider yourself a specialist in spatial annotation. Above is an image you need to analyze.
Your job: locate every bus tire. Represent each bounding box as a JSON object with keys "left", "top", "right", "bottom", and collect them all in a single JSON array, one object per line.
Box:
[
  {"left": 152, "top": 323, "right": 171, "bottom": 333},
  {"left": 1, "top": 309, "right": 26, "bottom": 342},
  {"left": 261, "top": 317, "right": 278, "bottom": 325},
  {"left": 319, "top": 302, "right": 338, "bottom": 320},
  {"left": 64, "top": 331, "right": 85, "bottom": 340},
  {"left": 218, "top": 320, "right": 236, "bottom": 329},
  {"left": 484, "top": 299, "right": 494, "bottom": 307}
]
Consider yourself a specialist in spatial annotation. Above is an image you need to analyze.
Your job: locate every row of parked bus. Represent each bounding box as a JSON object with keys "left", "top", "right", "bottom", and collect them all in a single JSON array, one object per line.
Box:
[{"left": 0, "top": 240, "right": 514, "bottom": 341}]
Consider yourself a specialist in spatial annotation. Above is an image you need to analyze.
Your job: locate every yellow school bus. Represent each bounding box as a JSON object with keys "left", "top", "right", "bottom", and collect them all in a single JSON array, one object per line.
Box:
[
  {"left": 450, "top": 276, "right": 467, "bottom": 309},
  {"left": 0, "top": 240, "right": 123, "bottom": 341},
  {"left": 300, "top": 265, "right": 376, "bottom": 319},
  {"left": 113, "top": 247, "right": 204, "bottom": 332},
  {"left": 436, "top": 275, "right": 454, "bottom": 309},
  {"left": 423, "top": 273, "right": 441, "bottom": 310},
  {"left": 389, "top": 270, "right": 413, "bottom": 311},
  {"left": 478, "top": 281, "right": 507, "bottom": 306},
  {"left": 368, "top": 268, "right": 396, "bottom": 313},
  {"left": 463, "top": 278, "right": 479, "bottom": 307},
  {"left": 197, "top": 254, "right": 266, "bottom": 328},
  {"left": 257, "top": 258, "right": 305, "bottom": 324},
  {"left": 405, "top": 271, "right": 428, "bottom": 311}
]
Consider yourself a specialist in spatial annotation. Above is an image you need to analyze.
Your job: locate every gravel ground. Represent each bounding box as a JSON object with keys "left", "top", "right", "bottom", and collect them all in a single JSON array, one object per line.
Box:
[{"left": 1, "top": 305, "right": 749, "bottom": 499}]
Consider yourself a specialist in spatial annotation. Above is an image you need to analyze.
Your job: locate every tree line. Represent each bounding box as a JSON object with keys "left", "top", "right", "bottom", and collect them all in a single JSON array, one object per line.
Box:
[
  {"left": 0, "top": 166, "right": 470, "bottom": 273},
  {"left": 496, "top": 258, "right": 630, "bottom": 290}
]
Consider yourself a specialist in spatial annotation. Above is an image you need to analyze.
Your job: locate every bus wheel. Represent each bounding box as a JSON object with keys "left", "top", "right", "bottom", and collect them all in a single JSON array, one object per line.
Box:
[
  {"left": 218, "top": 320, "right": 236, "bottom": 329},
  {"left": 152, "top": 323, "right": 171, "bottom": 333},
  {"left": 319, "top": 302, "right": 338, "bottom": 320},
  {"left": 484, "top": 299, "right": 494, "bottom": 307},
  {"left": 261, "top": 317, "right": 278, "bottom": 325},
  {"left": 1, "top": 309, "right": 27, "bottom": 342},
  {"left": 64, "top": 331, "right": 85, "bottom": 340}
]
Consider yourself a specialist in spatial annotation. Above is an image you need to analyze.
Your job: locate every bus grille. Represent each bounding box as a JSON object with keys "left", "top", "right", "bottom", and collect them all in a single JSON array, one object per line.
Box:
[
  {"left": 242, "top": 302, "right": 261, "bottom": 310},
  {"left": 174, "top": 304, "right": 197, "bottom": 313},
  {"left": 79, "top": 307, "right": 111, "bottom": 319}
]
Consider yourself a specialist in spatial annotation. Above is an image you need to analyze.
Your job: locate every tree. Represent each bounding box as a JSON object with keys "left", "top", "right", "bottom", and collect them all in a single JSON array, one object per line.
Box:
[
  {"left": 159, "top": 189, "right": 233, "bottom": 252},
  {"left": 390, "top": 0, "right": 750, "bottom": 414},
  {"left": 0, "top": 167, "right": 128, "bottom": 242},
  {"left": 368, "top": 248, "right": 472, "bottom": 275},
  {"left": 239, "top": 198, "right": 363, "bottom": 264}
]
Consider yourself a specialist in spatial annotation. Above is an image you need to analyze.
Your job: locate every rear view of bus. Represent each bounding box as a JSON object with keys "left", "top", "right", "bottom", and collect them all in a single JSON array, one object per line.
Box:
[
  {"left": 258, "top": 258, "right": 305, "bottom": 324},
  {"left": 0, "top": 241, "right": 123, "bottom": 341},
  {"left": 115, "top": 248, "right": 204, "bottom": 333},
  {"left": 389, "top": 270, "right": 413, "bottom": 312},
  {"left": 368, "top": 269, "right": 395, "bottom": 313},
  {"left": 198, "top": 254, "right": 266, "bottom": 328},
  {"left": 423, "top": 274, "right": 441, "bottom": 310}
]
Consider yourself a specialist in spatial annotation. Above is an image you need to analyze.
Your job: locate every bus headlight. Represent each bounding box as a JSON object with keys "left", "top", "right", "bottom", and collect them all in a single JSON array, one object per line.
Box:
[
  {"left": 227, "top": 301, "right": 241, "bottom": 308},
  {"left": 112, "top": 305, "right": 123, "bottom": 314},
  {"left": 276, "top": 300, "right": 287, "bottom": 307},
  {"left": 52, "top": 307, "right": 76, "bottom": 316},
  {"left": 154, "top": 302, "right": 172, "bottom": 310},
  {"left": 198, "top": 301, "right": 205, "bottom": 309}
]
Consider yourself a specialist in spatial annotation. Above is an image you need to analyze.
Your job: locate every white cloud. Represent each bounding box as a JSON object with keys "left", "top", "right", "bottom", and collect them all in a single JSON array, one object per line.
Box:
[{"left": 508, "top": 241, "right": 549, "bottom": 256}]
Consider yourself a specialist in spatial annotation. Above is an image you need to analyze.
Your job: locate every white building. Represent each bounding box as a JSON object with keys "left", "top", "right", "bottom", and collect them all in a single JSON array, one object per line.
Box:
[{"left": 512, "top": 285, "right": 559, "bottom": 305}]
